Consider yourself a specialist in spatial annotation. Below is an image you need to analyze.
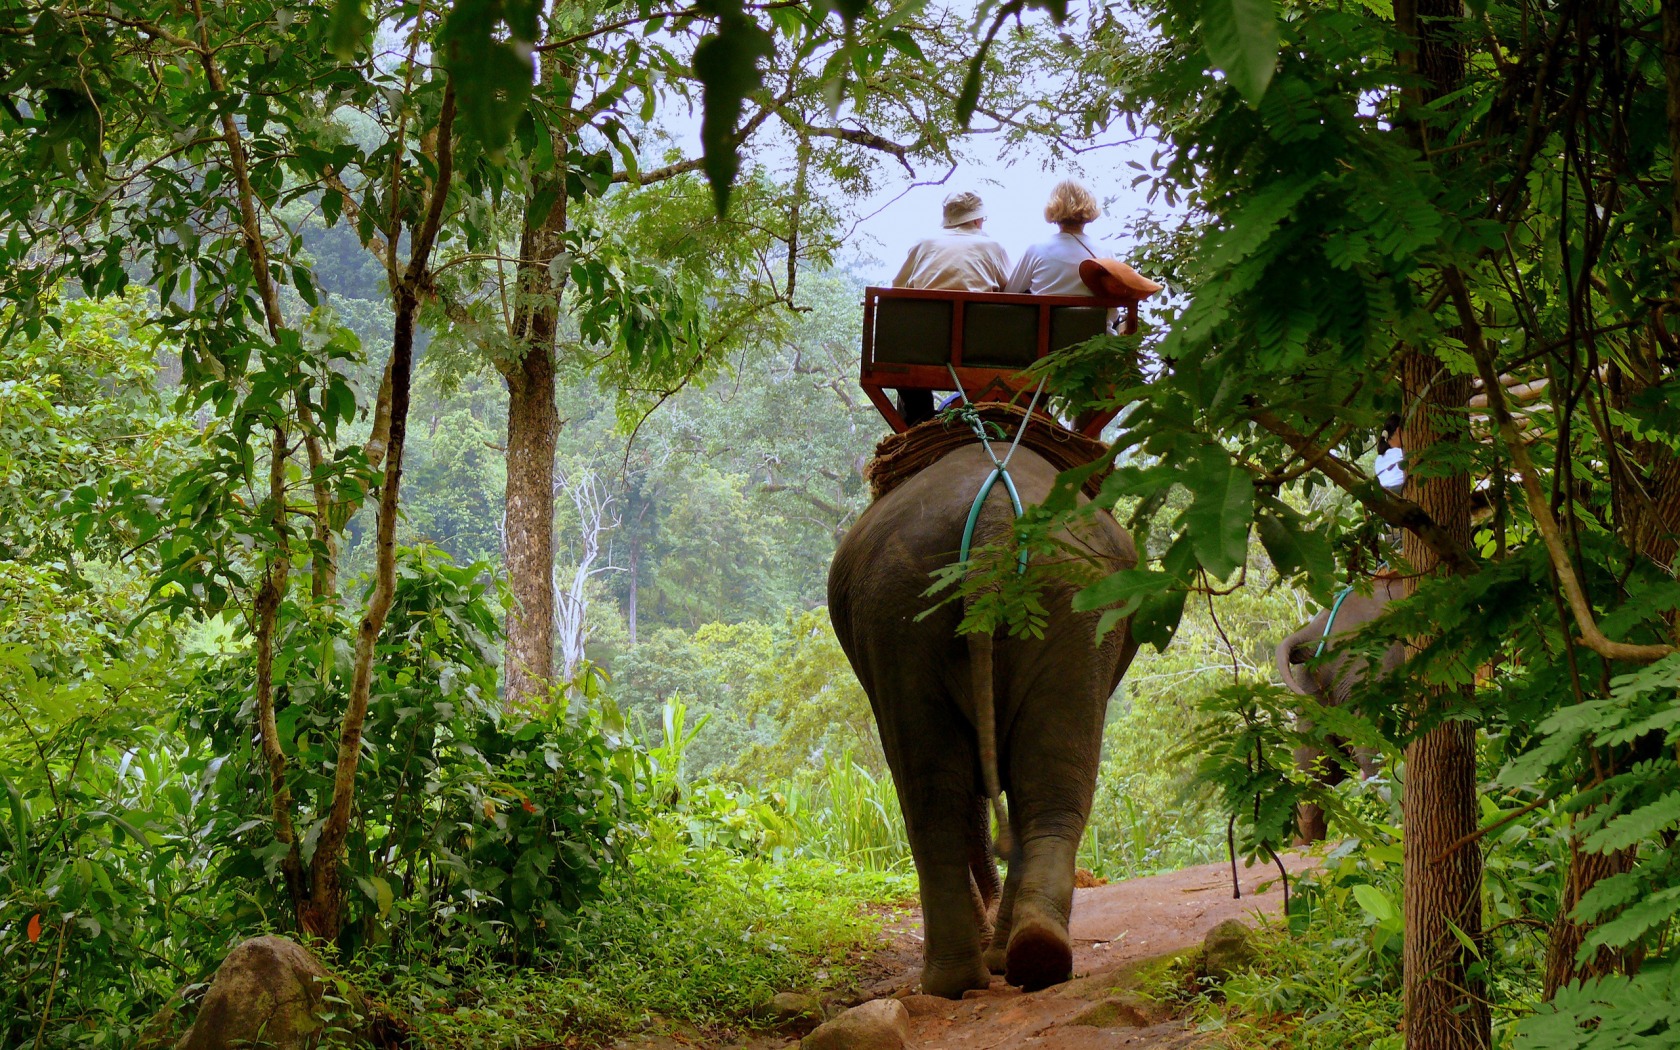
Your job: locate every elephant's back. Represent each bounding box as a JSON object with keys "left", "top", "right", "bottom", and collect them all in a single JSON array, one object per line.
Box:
[{"left": 828, "top": 444, "right": 1132, "bottom": 626}]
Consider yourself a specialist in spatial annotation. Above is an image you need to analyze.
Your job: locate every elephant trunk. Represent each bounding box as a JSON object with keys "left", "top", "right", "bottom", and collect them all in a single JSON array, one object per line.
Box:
[
  {"left": 969, "top": 629, "right": 1013, "bottom": 857},
  {"left": 1276, "top": 624, "right": 1318, "bottom": 696}
]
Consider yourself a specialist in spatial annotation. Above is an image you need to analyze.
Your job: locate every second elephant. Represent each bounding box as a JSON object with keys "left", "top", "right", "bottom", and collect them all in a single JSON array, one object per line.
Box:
[{"left": 1275, "top": 574, "right": 1404, "bottom": 841}]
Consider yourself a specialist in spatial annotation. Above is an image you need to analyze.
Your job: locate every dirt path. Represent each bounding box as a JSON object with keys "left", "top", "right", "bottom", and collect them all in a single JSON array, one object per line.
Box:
[
  {"left": 851, "top": 854, "right": 1314, "bottom": 1049},
  {"left": 611, "top": 855, "right": 1312, "bottom": 1050}
]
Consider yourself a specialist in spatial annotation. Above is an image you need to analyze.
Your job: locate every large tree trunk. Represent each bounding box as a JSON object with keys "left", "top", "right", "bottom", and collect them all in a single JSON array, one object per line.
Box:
[
  {"left": 1399, "top": 351, "right": 1490, "bottom": 1050},
  {"left": 498, "top": 41, "right": 571, "bottom": 708},
  {"left": 502, "top": 344, "right": 559, "bottom": 704},
  {"left": 1390, "top": 0, "right": 1489, "bottom": 1040}
]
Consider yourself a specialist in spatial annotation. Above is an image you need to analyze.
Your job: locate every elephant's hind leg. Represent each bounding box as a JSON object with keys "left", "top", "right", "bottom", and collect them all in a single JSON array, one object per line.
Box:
[
  {"left": 984, "top": 814, "right": 1024, "bottom": 974},
  {"left": 998, "top": 661, "right": 1106, "bottom": 992},
  {"left": 875, "top": 688, "right": 991, "bottom": 998},
  {"left": 1003, "top": 832, "right": 1080, "bottom": 992}
]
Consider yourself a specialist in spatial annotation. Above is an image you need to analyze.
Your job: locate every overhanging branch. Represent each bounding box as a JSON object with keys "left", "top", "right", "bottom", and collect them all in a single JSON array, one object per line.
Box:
[
  {"left": 1445, "top": 266, "right": 1674, "bottom": 662},
  {"left": 1247, "top": 404, "right": 1480, "bottom": 575}
]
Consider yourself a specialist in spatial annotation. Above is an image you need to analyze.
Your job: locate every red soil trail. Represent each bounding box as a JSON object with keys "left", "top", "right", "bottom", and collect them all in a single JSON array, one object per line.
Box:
[
  {"left": 854, "top": 854, "right": 1316, "bottom": 1050},
  {"left": 609, "top": 854, "right": 1313, "bottom": 1050}
]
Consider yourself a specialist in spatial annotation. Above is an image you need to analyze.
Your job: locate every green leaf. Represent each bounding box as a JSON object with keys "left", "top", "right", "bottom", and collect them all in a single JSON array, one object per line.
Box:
[
  {"left": 1201, "top": 0, "right": 1279, "bottom": 106},
  {"left": 326, "top": 0, "right": 371, "bottom": 60},
  {"left": 441, "top": 0, "right": 542, "bottom": 154},
  {"left": 1073, "top": 567, "right": 1174, "bottom": 614},
  {"left": 1183, "top": 452, "right": 1253, "bottom": 579},
  {"left": 1583, "top": 791, "right": 1680, "bottom": 854},
  {"left": 1255, "top": 496, "right": 1335, "bottom": 596},
  {"left": 692, "top": 0, "right": 774, "bottom": 214},
  {"left": 1131, "top": 588, "right": 1188, "bottom": 651},
  {"left": 1352, "top": 882, "right": 1398, "bottom": 926}
]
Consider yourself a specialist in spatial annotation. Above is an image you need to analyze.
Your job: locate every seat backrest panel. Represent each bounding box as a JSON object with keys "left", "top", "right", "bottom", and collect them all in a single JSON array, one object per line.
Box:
[
  {"left": 1048, "top": 306, "right": 1107, "bottom": 351},
  {"left": 962, "top": 303, "right": 1040, "bottom": 368},
  {"left": 873, "top": 298, "right": 954, "bottom": 365}
]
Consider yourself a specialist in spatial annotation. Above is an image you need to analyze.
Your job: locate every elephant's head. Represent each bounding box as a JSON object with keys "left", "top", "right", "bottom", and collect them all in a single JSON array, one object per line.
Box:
[{"left": 1275, "top": 575, "right": 1407, "bottom": 704}]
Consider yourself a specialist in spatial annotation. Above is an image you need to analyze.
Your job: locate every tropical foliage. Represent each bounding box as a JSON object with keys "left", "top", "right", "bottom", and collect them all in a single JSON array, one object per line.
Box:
[{"left": 2, "top": 0, "right": 1678, "bottom": 1046}]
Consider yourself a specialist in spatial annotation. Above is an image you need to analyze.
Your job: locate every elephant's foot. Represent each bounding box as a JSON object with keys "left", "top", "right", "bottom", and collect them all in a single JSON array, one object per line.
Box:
[
  {"left": 983, "top": 946, "right": 1007, "bottom": 974},
  {"left": 921, "top": 955, "right": 991, "bottom": 999},
  {"left": 1005, "top": 914, "right": 1072, "bottom": 992}
]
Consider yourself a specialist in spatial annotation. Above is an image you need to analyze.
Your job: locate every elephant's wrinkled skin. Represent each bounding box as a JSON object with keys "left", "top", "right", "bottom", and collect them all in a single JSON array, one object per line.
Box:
[
  {"left": 1275, "top": 575, "right": 1404, "bottom": 841},
  {"left": 827, "top": 444, "right": 1138, "bottom": 997}
]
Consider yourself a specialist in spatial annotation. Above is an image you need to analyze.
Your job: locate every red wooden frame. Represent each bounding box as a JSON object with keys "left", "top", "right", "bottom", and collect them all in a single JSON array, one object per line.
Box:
[{"left": 859, "top": 286, "right": 1141, "bottom": 437}]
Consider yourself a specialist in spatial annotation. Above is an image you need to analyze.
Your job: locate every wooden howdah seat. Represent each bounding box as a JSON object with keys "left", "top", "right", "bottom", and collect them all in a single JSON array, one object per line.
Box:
[{"left": 859, "top": 286, "right": 1142, "bottom": 438}]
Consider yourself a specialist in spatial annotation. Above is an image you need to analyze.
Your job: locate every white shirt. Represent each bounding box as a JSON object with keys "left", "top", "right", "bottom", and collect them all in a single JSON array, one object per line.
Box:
[
  {"left": 892, "top": 227, "right": 1010, "bottom": 291},
  {"left": 1375, "top": 447, "right": 1404, "bottom": 489},
  {"left": 1004, "top": 231, "right": 1111, "bottom": 295}
]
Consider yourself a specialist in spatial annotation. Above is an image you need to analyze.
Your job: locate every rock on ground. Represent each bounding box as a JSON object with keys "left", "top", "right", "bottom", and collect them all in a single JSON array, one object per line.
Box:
[
  {"left": 1201, "top": 918, "right": 1259, "bottom": 983},
  {"left": 174, "top": 935, "right": 366, "bottom": 1050},
  {"left": 802, "top": 998, "right": 911, "bottom": 1050},
  {"left": 763, "top": 991, "right": 826, "bottom": 1025}
]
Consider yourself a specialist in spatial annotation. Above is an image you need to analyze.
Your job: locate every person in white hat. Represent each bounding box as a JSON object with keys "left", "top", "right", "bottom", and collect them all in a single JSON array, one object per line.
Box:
[
  {"left": 889, "top": 191, "right": 1011, "bottom": 424},
  {"left": 890, "top": 190, "right": 1010, "bottom": 292}
]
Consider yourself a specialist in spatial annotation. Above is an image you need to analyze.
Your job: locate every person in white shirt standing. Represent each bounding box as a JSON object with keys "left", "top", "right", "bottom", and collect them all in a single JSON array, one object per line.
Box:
[
  {"left": 893, "top": 190, "right": 1011, "bottom": 292},
  {"left": 890, "top": 191, "right": 1011, "bottom": 423},
  {"left": 1375, "top": 414, "right": 1405, "bottom": 494},
  {"left": 1005, "top": 180, "right": 1110, "bottom": 296}
]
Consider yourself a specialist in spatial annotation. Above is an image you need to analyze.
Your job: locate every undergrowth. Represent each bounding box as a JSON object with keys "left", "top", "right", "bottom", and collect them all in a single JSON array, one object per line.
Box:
[
  {"left": 389, "top": 858, "right": 912, "bottom": 1047},
  {"left": 1155, "top": 773, "right": 1560, "bottom": 1050}
]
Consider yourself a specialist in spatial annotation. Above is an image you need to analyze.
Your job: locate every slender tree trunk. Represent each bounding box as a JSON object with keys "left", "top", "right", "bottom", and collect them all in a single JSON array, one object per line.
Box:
[
  {"left": 256, "top": 424, "right": 306, "bottom": 903},
  {"left": 1538, "top": 17, "right": 1680, "bottom": 981},
  {"left": 1399, "top": 351, "right": 1489, "bottom": 1050},
  {"left": 1544, "top": 836, "right": 1638, "bottom": 996},
  {"left": 301, "top": 282, "right": 424, "bottom": 939},
  {"left": 301, "top": 83, "right": 458, "bottom": 942},
  {"left": 626, "top": 531, "right": 640, "bottom": 646}
]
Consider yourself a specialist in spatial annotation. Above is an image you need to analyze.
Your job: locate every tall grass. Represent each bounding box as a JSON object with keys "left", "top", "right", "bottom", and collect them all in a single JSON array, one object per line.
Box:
[{"left": 777, "top": 752, "right": 910, "bottom": 872}]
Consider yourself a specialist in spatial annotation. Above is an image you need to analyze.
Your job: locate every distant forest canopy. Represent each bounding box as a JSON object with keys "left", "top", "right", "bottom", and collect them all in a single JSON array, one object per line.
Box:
[
  {"left": 152, "top": 208, "right": 891, "bottom": 763},
  {"left": 285, "top": 212, "right": 881, "bottom": 618}
]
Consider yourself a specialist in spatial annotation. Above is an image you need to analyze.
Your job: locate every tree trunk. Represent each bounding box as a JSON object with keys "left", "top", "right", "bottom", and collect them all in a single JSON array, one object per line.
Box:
[
  {"left": 1399, "top": 351, "right": 1490, "bottom": 1050},
  {"left": 301, "top": 281, "right": 423, "bottom": 941},
  {"left": 502, "top": 344, "right": 559, "bottom": 704},
  {"left": 626, "top": 529, "right": 640, "bottom": 646},
  {"left": 300, "top": 81, "right": 458, "bottom": 942},
  {"left": 1388, "top": 0, "right": 1488, "bottom": 1039},
  {"left": 498, "top": 40, "right": 571, "bottom": 708},
  {"left": 1544, "top": 835, "right": 1639, "bottom": 996}
]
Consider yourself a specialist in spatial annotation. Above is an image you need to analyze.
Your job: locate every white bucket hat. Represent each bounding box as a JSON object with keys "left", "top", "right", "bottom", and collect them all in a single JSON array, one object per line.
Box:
[{"left": 941, "top": 191, "right": 986, "bottom": 228}]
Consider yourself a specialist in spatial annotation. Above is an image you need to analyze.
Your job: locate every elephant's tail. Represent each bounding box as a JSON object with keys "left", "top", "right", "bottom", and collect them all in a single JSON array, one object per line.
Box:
[{"left": 969, "top": 628, "right": 1014, "bottom": 857}]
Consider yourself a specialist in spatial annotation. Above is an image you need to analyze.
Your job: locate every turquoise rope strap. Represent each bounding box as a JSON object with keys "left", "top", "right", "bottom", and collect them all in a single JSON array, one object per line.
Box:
[
  {"left": 961, "top": 466, "right": 1029, "bottom": 572},
  {"left": 1313, "top": 586, "right": 1356, "bottom": 658},
  {"left": 945, "top": 366, "right": 1046, "bottom": 574}
]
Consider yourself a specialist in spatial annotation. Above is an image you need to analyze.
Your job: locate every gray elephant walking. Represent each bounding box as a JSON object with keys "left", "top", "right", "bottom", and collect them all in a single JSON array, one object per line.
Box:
[
  {"left": 1275, "top": 574, "right": 1404, "bottom": 841},
  {"left": 828, "top": 441, "right": 1138, "bottom": 997}
]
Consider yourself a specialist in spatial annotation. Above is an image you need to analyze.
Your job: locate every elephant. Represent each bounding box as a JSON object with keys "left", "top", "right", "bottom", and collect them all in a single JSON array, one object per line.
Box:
[
  {"left": 1274, "top": 574, "right": 1405, "bottom": 842},
  {"left": 827, "top": 442, "right": 1138, "bottom": 998}
]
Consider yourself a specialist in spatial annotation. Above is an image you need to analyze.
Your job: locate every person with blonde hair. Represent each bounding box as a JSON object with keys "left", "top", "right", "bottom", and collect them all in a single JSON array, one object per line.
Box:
[{"left": 1004, "top": 180, "right": 1112, "bottom": 295}]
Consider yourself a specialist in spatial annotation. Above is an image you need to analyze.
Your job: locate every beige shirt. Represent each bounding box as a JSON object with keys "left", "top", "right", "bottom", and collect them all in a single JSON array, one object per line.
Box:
[{"left": 891, "top": 227, "right": 1010, "bottom": 291}]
